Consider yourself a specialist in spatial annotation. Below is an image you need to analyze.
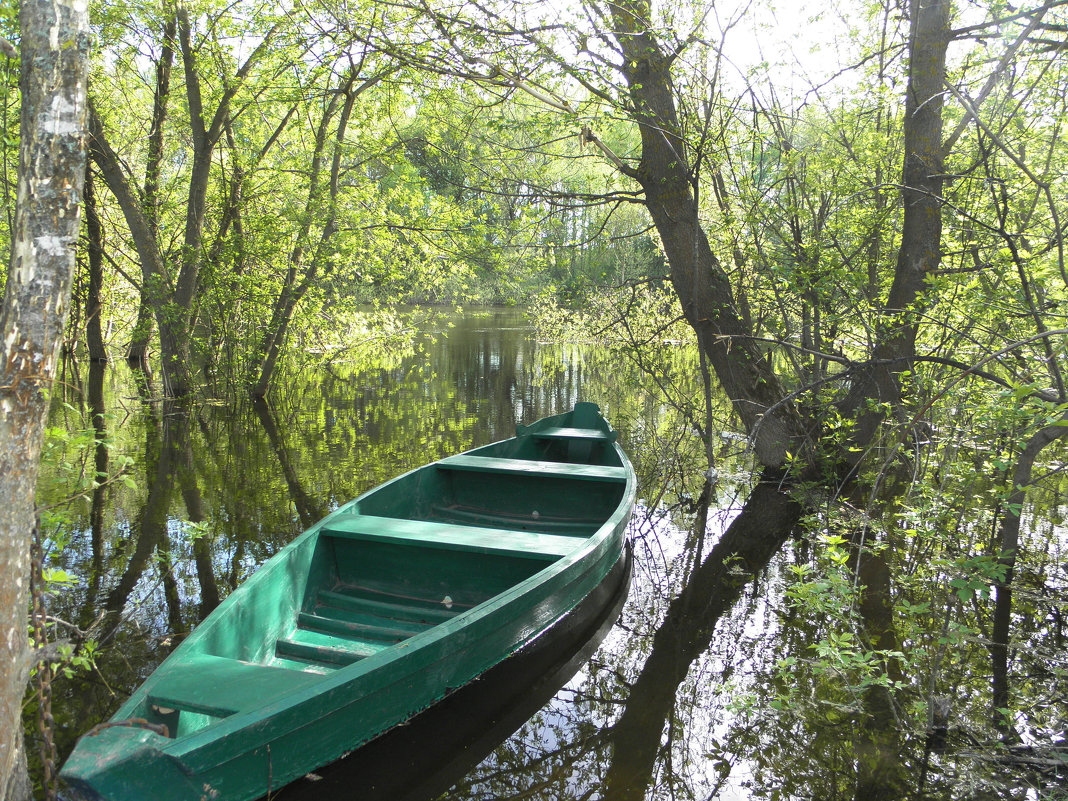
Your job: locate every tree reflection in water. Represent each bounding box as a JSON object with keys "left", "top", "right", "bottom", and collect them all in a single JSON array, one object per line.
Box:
[
  {"left": 603, "top": 477, "right": 801, "bottom": 800},
  {"left": 442, "top": 476, "right": 804, "bottom": 801},
  {"left": 37, "top": 309, "right": 1063, "bottom": 800}
]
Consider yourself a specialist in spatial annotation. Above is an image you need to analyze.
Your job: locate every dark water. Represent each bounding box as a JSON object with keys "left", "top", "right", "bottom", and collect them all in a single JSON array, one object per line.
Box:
[{"left": 35, "top": 308, "right": 1064, "bottom": 800}]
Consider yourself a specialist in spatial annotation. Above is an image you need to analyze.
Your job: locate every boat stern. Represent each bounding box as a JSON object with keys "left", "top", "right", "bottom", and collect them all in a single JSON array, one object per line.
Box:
[{"left": 60, "top": 726, "right": 201, "bottom": 801}]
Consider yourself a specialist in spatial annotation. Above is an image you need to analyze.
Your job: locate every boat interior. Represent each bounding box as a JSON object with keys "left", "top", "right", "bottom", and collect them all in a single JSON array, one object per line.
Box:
[{"left": 130, "top": 406, "right": 628, "bottom": 740}]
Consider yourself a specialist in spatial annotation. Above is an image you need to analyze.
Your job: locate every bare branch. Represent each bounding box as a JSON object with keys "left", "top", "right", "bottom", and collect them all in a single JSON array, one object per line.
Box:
[{"left": 943, "top": 6, "right": 1052, "bottom": 154}]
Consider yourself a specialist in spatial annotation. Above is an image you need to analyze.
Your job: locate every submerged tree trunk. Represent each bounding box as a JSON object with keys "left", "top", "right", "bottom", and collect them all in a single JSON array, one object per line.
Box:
[
  {"left": 177, "top": 435, "right": 220, "bottom": 618},
  {"left": 157, "top": 532, "right": 185, "bottom": 635},
  {"left": 0, "top": 2, "right": 89, "bottom": 798},
  {"left": 837, "top": 2, "right": 950, "bottom": 789}
]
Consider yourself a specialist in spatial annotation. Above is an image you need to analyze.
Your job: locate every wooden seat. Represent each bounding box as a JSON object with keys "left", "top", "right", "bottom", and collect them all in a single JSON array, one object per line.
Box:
[
  {"left": 146, "top": 655, "right": 322, "bottom": 718},
  {"left": 275, "top": 628, "right": 385, "bottom": 668},
  {"left": 320, "top": 514, "right": 582, "bottom": 559},
  {"left": 297, "top": 610, "right": 423, "bottom": 642},
  {"left": 436, "top": 454, "right": 626, "bottom": 483},
  {"left": 316, "top": 588, "right": 456, "bottom": 625},
  {"left": 427, "top": 503, "right": 604, "bottom": 534},
  {"left": 521, "top": 425, "right": 616, "bottom": 442}
]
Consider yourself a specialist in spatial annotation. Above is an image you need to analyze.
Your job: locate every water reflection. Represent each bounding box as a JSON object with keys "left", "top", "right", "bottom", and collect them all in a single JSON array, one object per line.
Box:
[
  {"left": 45, "top": 308, "right": 684, "bottom": 790},
  {"left": 251, "top": 397, "right": 328, "bottom": 528},
  {"left": 84, "top": 360, "right": 107, "bottom": 614},
  {"left": 437, "top": 476, "right": 803, "bottom": 801},
  {"left": 603, "top": 477, "right": 801, "bottom": 800},
  {"left": 42, "top": 307, "right": 1047, "bottom": 800},
  {"left": 101, "top": 399, "right": 189, "bottom": 638}
]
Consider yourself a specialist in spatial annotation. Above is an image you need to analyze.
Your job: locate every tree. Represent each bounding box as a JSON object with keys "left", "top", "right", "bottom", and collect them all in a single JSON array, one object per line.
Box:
[
  {"left": 0, "top": 1, "right": 89, "bottom": 798},
  {"left": 343, "top": 0, "right": 951, "bottom": 471},
  {"left": 89, "top": 4, "right": 284, "bottom": 396},
  {"left": 249, "top": 62, "right": 397, "bottom": 397},
  {"left": 339, "top": 0, "right": 1068, "bottom": 788}
]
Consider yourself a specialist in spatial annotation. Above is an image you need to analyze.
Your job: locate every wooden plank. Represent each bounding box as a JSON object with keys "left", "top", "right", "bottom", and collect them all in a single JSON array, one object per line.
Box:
[
  {"left": 275, "top": 630, "right": 375, "bottom": 667},
  {"left": 437, "top": 454, "right": 626, "bottom": 483},
  {"left": 147, "top": 655, "right": 322, "bottom": 718},
  {"left": 297, "top": 611, "right": 421, "bottom": 642},
  {"left": 428, "top": 503, "right": 603, "bottom": 534},
  {"left": 320, "top": 515, "right": 580, "bottom": 559},
  {"left": 528, "top": 426, "right": 614, "bottom": 441},
  {"left": 317, "top": 588, "right": 457, "bottom": 624}
]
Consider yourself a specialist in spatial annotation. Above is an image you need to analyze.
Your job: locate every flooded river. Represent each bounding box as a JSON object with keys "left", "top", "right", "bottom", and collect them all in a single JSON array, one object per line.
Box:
[{"left": 35, "top": 308, "right": 1062, "bottom": 800}]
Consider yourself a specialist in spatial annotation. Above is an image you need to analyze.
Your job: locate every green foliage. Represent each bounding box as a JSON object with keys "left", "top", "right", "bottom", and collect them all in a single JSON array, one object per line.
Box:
[
  {"left": 37, "top": 412, "right": 135, "bottom": 512},
  {"left": 48, "top": 0, "right": 1068, "bottom": 793}
]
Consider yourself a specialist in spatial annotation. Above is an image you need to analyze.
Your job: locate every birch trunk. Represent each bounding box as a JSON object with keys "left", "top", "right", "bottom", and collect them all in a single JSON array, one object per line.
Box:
[{"left": 0, "top": 1, "right": 89, "bottom": 798}]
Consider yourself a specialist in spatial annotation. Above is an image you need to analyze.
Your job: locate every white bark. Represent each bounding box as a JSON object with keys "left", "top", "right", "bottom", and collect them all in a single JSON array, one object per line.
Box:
[{"left": 0, "top": 1, "right": 89, "bottom": 798}]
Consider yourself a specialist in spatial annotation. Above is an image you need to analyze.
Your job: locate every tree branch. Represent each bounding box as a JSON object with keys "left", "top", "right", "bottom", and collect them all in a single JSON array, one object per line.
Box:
[{"left": 943, "top": 5, "right": 1052, "bottom": 154}]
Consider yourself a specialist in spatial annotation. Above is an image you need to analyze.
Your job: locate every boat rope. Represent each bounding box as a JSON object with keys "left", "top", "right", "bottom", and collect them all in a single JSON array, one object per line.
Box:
[{"left": 86, "top": 718, "right": 170, "bottom": 739}]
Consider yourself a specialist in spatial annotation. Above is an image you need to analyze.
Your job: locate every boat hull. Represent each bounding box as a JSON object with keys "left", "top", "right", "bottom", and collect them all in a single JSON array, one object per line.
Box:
[
  {"left": 61, "top": 403, "right": 635, "bottom": 801},
  {"left": 272, "top": 545, "right": 632, "bottom": 801}
]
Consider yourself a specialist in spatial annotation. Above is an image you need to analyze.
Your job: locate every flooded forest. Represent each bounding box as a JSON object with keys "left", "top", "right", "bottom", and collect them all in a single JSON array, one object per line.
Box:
[{"left": 2, "top": 0, "right": 1068, "bottom": 799}]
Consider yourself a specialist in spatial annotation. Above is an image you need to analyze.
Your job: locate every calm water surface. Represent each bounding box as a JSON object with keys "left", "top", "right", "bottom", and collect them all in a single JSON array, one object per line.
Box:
[{"left": 37, "top": 308, "right": 1031, "bottom": 800}]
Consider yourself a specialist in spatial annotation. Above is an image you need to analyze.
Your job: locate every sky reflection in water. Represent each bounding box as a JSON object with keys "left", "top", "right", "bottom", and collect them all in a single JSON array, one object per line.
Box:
[{"left": 41, "top": 307, "right": 1037, "bottom": 800}]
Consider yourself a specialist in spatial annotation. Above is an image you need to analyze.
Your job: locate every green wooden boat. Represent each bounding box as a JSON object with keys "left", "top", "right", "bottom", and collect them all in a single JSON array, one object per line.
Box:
[{"left": 60, "top": 402, "right": 635, "bottom": 801}]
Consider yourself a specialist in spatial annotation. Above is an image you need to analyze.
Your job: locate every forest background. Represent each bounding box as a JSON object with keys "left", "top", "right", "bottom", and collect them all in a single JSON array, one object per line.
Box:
[{"left": 2, "top": 0, "right": 1068, "bottom": 798}]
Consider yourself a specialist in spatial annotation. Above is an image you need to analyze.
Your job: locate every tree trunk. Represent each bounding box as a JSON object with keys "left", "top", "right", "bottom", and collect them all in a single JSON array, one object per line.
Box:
[
  {"left": 837, "top": 2, "right": 950, "bottom": 788},
  {"left": 604, "top": 0, "right": 801, "bottom": 468},
  {"left": 252, "top": 71, "right": 357, "bottom": 397},
  {"left": 87, "top": 107, "right": 190, "bottom": 395},
  {"left": 143, "top": 16, "right": 174, "bottom": 238},
  {"left": 0, "top": 2, "right": 89, "bottom": 798},
  {"left": 84, "top": 166, "right": 107, "bottom": 362},
  {"left": 842, "top": 0, "right": 951, "bottom": 453},
  {"left": 126, "top": 17, "right": 175, "bottom": 365},
  {"left": 125, "top": 299, "right": 154, "bottom": 366}
]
